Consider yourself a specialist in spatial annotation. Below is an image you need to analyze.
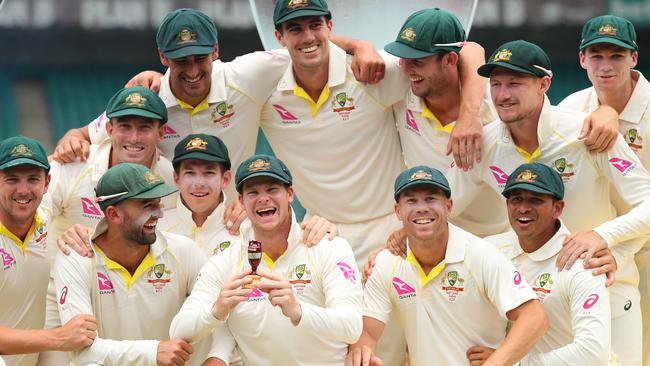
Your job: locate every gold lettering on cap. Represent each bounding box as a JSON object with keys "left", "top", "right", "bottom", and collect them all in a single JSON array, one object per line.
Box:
[
  {"left": 410, "top": 170, "right": 432, "bottom": 181},
  {"left": 598, "top": 24, "right": 617, "bottom": 36},
  {"left": 249, "top": 159, "right": 271, "bottom": 171},
  {"left": 10, "top": 144, "right": 32, "bottom": 157},
  {"left": 125, "top": 93, "right": 146, "bottom": 107},
  {"left": 185, "top": 137, "right": 208, "bottom": 151},
  {"left": 176, "top": 28, "right": 197, "bottom": 44},
  {"left": 400, "top": 27, "right": 416, "bottom": 42},
  {"left": 288, "top": 0, "right": 309, "bottom": 9},
  {"left": 515, "top": 169, "right": 537, "bottom": 183},
  {"left": 493, "top": 49, "right": 512, "bottom": 62}
]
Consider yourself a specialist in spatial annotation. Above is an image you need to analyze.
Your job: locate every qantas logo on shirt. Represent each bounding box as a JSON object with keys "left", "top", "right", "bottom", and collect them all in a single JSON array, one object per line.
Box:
[
  {"left": 392, "top": 277, "right": 416, "bottom": 299},
  {"left": 405, "top": 109, "right": 420, "bottom": 134},
  {"left": 609, "top": 157, "right": 636, "bottom": 175},
  {"left": 97, "top": 272, "right": 115, "bottom": 294},
  {"left": 81, "top": 197, "right": 103, "bottom": 218},
  {"left": 95, "top": 112, "right": 107, "bottom": 128},
  {"left": 246, "top": 288, "right": 266, "bottom": 302},
  {"left": 0, "top": 248, "right": 16, "bottom": 270},
  {"left": 163, "top": 125, "right": 180, "bottom": 139},
  {"left": 489, "top": 166, "right": 509, "bottom": 186},
  {"left": 337, "top": 262, "right": 357, "bottom": 282},
  {"left": 272, "top": 104, "right": 301, "bottom": 124}
]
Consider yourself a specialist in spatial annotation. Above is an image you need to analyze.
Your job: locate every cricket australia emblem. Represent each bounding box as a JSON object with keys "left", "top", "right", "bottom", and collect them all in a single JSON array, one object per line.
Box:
[
  {"left": 146, "top": 263, "right": 173, "bottom": 294},
  {"left": 332, "top": 92, "right": 356, "bottom": 120},
  {"left": 441, "top": 270, "right": 465, "bottom": 302},
  {"left": 288, "top": 263, "right": 312, "bottom": 295},
  {"left": 531, "top": 272, "right": 554, "bottom": 303}
]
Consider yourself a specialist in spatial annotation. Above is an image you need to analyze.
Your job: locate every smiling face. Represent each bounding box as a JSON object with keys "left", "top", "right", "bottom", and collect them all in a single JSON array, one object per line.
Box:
[
  {"left": 174, "top": 159, "right": 230, "bottom": 217},
  {"left": 239, "top": 176, "right": 293, "bottom": 234},
  {"left": 111, "top": 197, "right": 164, "bottom": 245},
  {"left": 400, "top": 52, "right": 457, "bottom": 99},
  {"left": 275, "top": 16, "right": 332, "bottom": 73},
  {"left": 107, "top": 116, "right": 163, "bottom": 167},
  {"left": 489, "top": 68, "right": 550, "bottom": 125},
  {"left": 395, "top": 185, "right": 452, "bottom": 243},
  {"left": 506, "top": 189, "right": 564, "bottom": 251},
  {"left": 160, "top": 47, "right": 218, "bottom": 106},
  {"left": 580, "top": 43, "right": 637, "bottom": 93},
  {"left": 0, "top": 165, "right": 49, "bottom": 228}
]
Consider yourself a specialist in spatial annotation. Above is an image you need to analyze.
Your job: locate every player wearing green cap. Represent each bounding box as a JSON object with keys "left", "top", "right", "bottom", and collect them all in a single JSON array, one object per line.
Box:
[
  {"left": 559, "top": 15, "right": 649, "bottom": 365},
  {"left": 38, "top": 85, "right": 176, "bottom": 365},
  {"left": 52, "top": 163, "right": 212, "bottom": 366},
  {"left": 447, "top": 39, "right": 650, "bottom": 365},
  {"left": 482, "top": 163, "right": 611, "bottom": 365},
  {"left": 0, "top": 136, "right": 98, "bottom": 366},
  {"left": 170, "top": 154, "right": 362, "bottom": 366},
  {"left": 348, "top": 165, "right": 546, "bottom": 366}
]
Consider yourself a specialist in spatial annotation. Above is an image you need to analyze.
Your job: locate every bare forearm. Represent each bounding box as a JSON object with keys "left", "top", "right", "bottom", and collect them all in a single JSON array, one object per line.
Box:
[
  {"left": 330, "top": 35, "right": 360, "bottom": 54},
  {"left": 60, "top": 126, "right": 90, "bottom": 144},
  {"left": 458, "top": 41, "right": 486, "bottom": 118},
  {"left": 0, "top": 327, "right": 62, "bottom": 355},
  {"left": 487, "top": 303, "right": 548, "bottom": 365}
]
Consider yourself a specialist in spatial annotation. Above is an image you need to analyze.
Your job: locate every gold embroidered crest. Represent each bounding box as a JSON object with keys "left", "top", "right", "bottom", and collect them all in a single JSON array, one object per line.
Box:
[
  {"left": 515, "top": 169, "right": 537, "bottom": 183},
  {"left": 288, "top": 0, "right": 309, "bottom": 9},
  {"left": 10, "top": 144, "right": 32, "bottom": 157},
  {"left": 185, "top": 137, "right": 208, "bottom": 151},
  {"left": 493, "top": 49, "right": 512, "bottom": 62},
  {"left": 144, "top": 171, "right": 162, "bottom": 184},
  {"left": 598, "top": 24, "right": 617, "bottom": 36},
  {"left": 125, "top": 93, "right": 146, "bottom": 107},
  {"left": 410, "top": 170, "right": 432, "bottom": 181},
  {"left": 249, "top": 159, "right": 271, "bottom": 171},
  {"left": 400, "top": 27, "right": 416, "bottom": 42},
  {"left": 176, "top": 28, "right": 197, "bottom": 44}
]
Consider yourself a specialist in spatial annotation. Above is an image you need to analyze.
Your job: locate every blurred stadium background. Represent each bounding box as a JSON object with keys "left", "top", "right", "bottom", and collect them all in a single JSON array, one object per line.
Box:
[{"left": 0, "top": 0, "right": 648, "bottom": 153}]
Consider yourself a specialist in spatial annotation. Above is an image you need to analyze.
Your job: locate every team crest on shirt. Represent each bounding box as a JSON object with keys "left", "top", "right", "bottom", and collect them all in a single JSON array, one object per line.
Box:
[
  {"left": 552, "top": 158, "right": 576, "bottom": 183},
  {"left": 289, "top": 263, "right": 312, "bottom": 294},
  {"left": 34, "top": 221, "right": 47, "bottom": 246},
  {"left": 211, "top": 102, "right": 235, "bottom": 127},
  {"left": 213, "top": 241, "right": 231, "bottom": 255},
  {"left": 624, "top": 128, "right": 643, "bottom": 151},
  {"left": 441, "top": 270, "right": 465, "bottom": 302},
  {"left": 332, "top": 92, "right": 356, "bottom": 120},
  {"left": 147, "top": 263, "right": 173, "bottom": 294},
  {"left": 531, "top": 272, "right": 554, "bottom": 302},
  {"left": 0, "top": 248, "right": 16, "bottom": 270}
]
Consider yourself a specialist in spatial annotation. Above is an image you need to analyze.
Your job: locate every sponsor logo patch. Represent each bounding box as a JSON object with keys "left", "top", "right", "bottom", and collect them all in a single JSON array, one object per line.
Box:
[
  {"left": 163, "top": 125, "right": 180, "bottom": 139},
  {"left": 489, "top": 166, "right": 509, "bottom": 186},
  {"left": 272, "top": 104, "right": 301, "bottom": 124},
  {"left": 0, "top": 248, "right": 16, "bottom": 270},
  {"left": 405, "top": 109, "right": 420, "bottom": 134},
  {"left": 337, "top": 261, "right": 357, "bottom": 282},
  {"left": 392, "top": 276, "right": 416, "bottom": 299},
  {"left": 59, "top": 286, "right": 68, "bottom": 305},
  {"left": 81, "top": 197, "right": 103, "bottom": 218},
  {"left": 97, "top": 272, "right": 115, "bottom": 294},
  {"left": 609, "top": 157, "right": 636, "bottom": 175}
]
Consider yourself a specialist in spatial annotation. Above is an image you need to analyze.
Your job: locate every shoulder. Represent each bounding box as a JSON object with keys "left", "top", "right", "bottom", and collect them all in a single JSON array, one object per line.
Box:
[
  {"left": 483, "top": 231, "right": 518, "bottom": 256},
  {"left": 160, "top": 231, "right": 200, "bottom": 255},
  {"left": 54, "top": 249, "right": 92, "bottom": 274},
  {"left": 548, "top": 105, "right": 588, "bottom": 139},
  {"left": 558, "top": 87, "right": 593, "bottom": 109}
]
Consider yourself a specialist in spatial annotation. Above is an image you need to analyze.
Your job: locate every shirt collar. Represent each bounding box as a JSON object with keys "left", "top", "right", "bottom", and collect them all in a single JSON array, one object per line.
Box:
[
  {"left": 510, "top": 220, "right": 569, "bottom": 261},
  {"left": 276, "top": 41, "right": 347, "bottom": 92},
  {"left": 91, "top": 218, "right": 167, "bottom": 261},
  {"left": 620, "top": 70, "right": 650, "bottom": 124},
  {"left": 176, "top": 192, "right": 228, "bottom": 231},
  {"left": 536, "top": 95, "right": 554, "bottom": 145},
  {"left": 159, "top": 60, "right": 227, "bottom": 108}
]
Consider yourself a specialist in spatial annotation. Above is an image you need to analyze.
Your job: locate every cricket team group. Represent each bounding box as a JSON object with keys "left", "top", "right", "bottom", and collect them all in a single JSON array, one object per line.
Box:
[{"left": 1, "top": 0, "right": 649, "bottom": 365}]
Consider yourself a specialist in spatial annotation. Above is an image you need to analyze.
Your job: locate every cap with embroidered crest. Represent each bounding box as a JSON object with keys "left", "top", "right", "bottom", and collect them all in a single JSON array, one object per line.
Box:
[
  {"left": 502, "top": 162, "right": 564, "bottom": 200},
  {"left": 580, "top": 15, "right": 637, "bottom": 51},
  {"left": 384, "top": 8, "right": 466, "bottom": 59},
  {"left": 106, "top": 86, "right": 168, "bottom": 123},
  {"left": 394, "top": 165, "right": 451, "bottom": 201},
  {"left": 172, "top": 133, "right": 231, "bottom": 170},
  {"left": 94, "top": 163, "right": 178, "bottom": 210},
  {"left": 235, "top": 154, "right": 293, "bottom": 193},
  {"left": 478, "top": 40, "right": 552, "bottom": 78},
  {"left": 0, "top": 136, "right": 50, "bottom": 172},
  {"left": 273, "top": 0, "right": 332, "bottom": 27},
  {"left": 156, "top": 8, "right": 218, "bottom": 59}
]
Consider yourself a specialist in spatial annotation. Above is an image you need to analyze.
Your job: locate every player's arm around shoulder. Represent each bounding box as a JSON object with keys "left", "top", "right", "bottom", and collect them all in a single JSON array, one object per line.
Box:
[
  {"left": 225, "top": 49, "right": 290, "bottom": 104},
  {"left": 160, "top": 231, "right": 208, "bottom": 291}
]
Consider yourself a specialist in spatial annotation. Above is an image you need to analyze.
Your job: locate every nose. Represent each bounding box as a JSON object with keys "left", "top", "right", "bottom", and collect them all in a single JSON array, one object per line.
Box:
[
  {"left": 16, "top": 180, "right": 31, "bottom": 195},
  {"left": 492, "top": 85, "right": 511, "bottom": 103}
]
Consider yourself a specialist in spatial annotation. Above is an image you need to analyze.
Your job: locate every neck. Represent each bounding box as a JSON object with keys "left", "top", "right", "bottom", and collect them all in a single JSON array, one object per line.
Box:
[
  {"left": 407, "top": 225, "right": 449, "bottom": 274},
  {"left": 294, "top": 61, "right": 329, "bottom": 102},
  {"left": 187, "top": 194, "right": 223, "bottom": 227},
  {"left": 253, "top": 215, "right": 292, "bottom": 262},
  {"left": 0, "top": 211, "right": 35, "bottom": 242},
  {"left": 595, "top": 73, "right": 638, "bottom": 114},
  {"left": 108, "top": 149, "right": 155, "bottom": 170},
  {"left": 424, "top": 84, "right": 461, "bottom": 126},
  {"left": 507, "top": 103, "right": 544, "bottom": 154},
  {"left": 94, "top": 229, "right": 150, "bottom": 275}
]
